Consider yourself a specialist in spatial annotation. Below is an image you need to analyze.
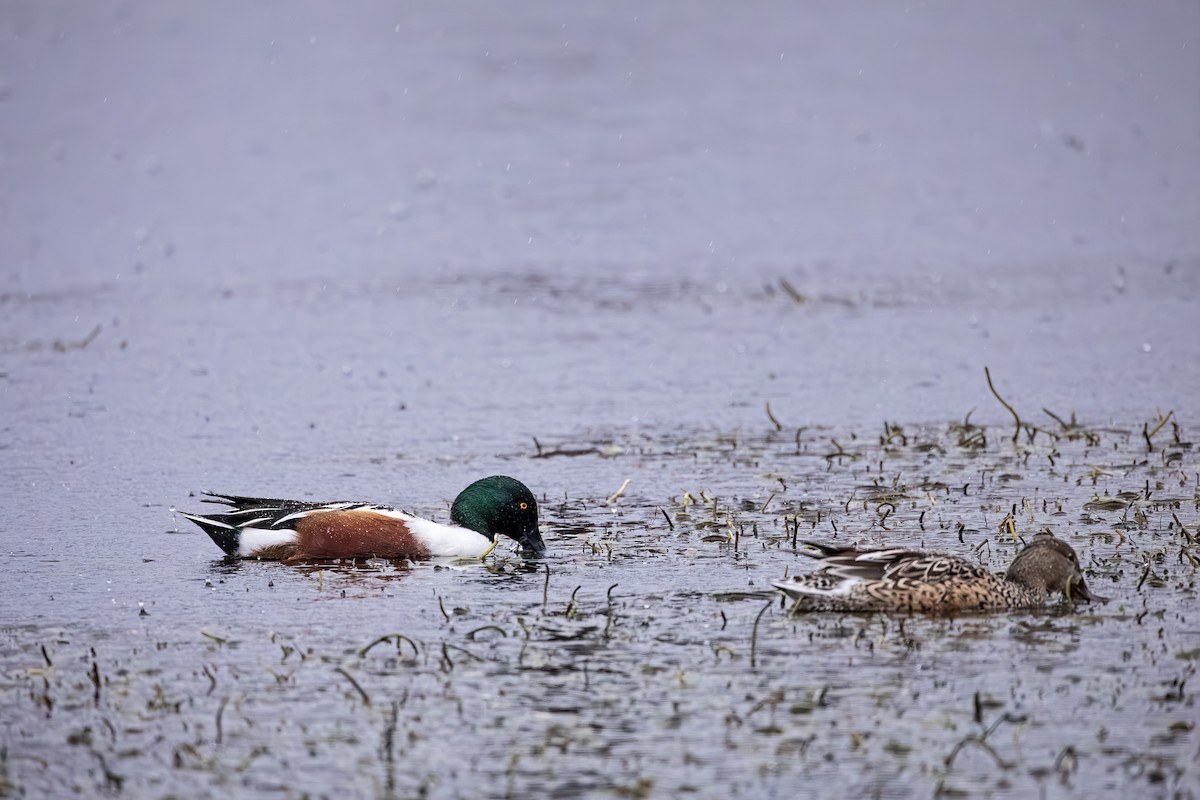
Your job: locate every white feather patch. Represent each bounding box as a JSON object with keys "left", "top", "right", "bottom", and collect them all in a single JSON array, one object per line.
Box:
[
  {"left": 180, "top": 512, "right": 231, "bottom": 529},
  {"left": 403, "top": 515, "right": 493, "bottom": 557},
  {"left": 773, "top": 577, "right": 860, "bottom": 598},
  {"left": 238, "top": 527, "right": 299, "bottom": 557}
]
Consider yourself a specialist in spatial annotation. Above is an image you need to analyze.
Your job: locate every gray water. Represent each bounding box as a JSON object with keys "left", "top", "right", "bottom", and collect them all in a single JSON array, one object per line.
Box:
[{"left": 2, "top": 3, "right": 1199, "bottom": 798}]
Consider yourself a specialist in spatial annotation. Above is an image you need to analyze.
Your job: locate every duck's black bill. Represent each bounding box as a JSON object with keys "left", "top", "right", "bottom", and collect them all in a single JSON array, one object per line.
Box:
[
  {"left": 517, "top": 527, "right": 547, "bottom": 558},
  {"left": 1069, "top": 579, "right": 1099, "bottom": 603}
]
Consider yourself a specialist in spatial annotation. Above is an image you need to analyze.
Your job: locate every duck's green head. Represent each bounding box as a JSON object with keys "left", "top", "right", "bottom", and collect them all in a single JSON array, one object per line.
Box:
[{"left": 451, "top": 475, "right": 545, "bottom": 557}]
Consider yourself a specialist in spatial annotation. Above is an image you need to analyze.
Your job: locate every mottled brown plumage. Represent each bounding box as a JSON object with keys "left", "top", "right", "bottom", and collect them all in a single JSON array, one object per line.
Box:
[{"left": 773, "top": 534, "right": 1095, "bottom": 613}]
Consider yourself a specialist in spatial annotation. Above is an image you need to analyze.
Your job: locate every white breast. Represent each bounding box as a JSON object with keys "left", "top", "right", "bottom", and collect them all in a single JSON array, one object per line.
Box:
[{"left": 402, "top": 514, "right": 493, "bottom": 557}]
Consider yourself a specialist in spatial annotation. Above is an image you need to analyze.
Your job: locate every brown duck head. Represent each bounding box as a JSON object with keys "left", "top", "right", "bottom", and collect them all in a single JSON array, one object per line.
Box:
[{"left": 1006, "top": 535, "right": 1095, "bottom": 602}]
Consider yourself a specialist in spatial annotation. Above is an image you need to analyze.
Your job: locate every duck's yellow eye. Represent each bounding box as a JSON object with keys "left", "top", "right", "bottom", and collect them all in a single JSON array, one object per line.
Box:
[{"left": 519, "top": 502, "right": 528, "bottom": 510}]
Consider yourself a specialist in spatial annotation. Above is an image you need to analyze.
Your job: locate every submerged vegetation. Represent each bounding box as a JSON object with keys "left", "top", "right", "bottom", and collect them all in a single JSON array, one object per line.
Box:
[{"left": 1, "top": 409, "right": 1197, "bottom": 798}]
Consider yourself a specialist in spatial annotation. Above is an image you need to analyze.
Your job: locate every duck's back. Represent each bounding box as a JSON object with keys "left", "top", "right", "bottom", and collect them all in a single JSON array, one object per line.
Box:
[{"left": 773, "top": 544, "right": 1043, "bottom": 613}]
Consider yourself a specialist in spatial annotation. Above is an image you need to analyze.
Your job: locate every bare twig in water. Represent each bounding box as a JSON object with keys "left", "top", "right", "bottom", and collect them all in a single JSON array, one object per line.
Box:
[
  {"left": 944, "top": 712, "right": 1026, "bottom": 769},
  {"left": 1173, "top": 513, "right": 1197, "bottom": 546},
  {"left": 466, "top": 625, "right": 507, "bottom": 640},
  {"left": 607, "top": 479, "right": 631, "bottom": 504},
  {"left": 202, "top": 664, "right": 217, "bottom": 694},
  {"left": 750, "top": 601, "right": 772, "bottom": 669},
  {"left": 335, "top": 667, "right": 371, "bottom": 706},
  {"left": 49, "top": 324, "right": 102, "bottom": 353},
  {"left": 779, "top": 278, "right": 807, "bottom": 304},
  {"left": 382, "top": 701, "right": 398, "bottom": 791},
  {"left": 359, "top": 634, "right": 419, "bottom": 658},
  {"left": 765, "top": 402, "right": 782, "bottom": 431},
  {"left": 997, "top": 513, "right": 1017, "bottom": 541},
  {"left": 1144, "top": 410, "right": 1174, "bottom": 452},
  {"left": 437, "top": 595, "right": 450, "bottom": 623},
  {"left": 659, "top": 508, "right": 674, "bottom": 530},
  {"left": 984, "top": 367, "right": 1021, "bottom": 444},
  {"left": 944, "top": 736, "right": 1013, "bottom": 770},
  {"left": 824, "top": 439, "right": 861, "bottom": 462},
  {"left": 1042, "top": 408, "right": 1072, "bottom": 429},
  {"left": 1136, "top": 562, "right": 1152, "bottom": 591},
  {"left": 531, "top": 444, "right": 599, "bottom": 459},
  {"left": 215, "top": 696, "right": 228, "bottom": 744},
  {"left": 1148, "top": 410, "right": 1174, "bottom": 439},
  {"left": 565, "top": 586, "right": 581, "bottom": 618},
  {"left": 443, "top": 643, "right": 484, "bottom": 662}
]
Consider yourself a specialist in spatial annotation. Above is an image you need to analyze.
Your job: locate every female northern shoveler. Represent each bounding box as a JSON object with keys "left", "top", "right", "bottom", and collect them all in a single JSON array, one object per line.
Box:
[
  {"left": 772, "top": 534, "right": 1096, "bottom": 613},
  {"left": 180, "top": 475, "right": 545, "bottom": 560}
]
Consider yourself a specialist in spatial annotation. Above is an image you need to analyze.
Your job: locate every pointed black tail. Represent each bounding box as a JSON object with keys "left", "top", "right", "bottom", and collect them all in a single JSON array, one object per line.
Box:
[{"left": 181, "top": 513, "right": 241, "bottom": 556}]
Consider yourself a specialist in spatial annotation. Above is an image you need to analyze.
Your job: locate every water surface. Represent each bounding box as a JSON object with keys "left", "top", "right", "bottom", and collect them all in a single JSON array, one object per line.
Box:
[{"left": 2, "top": 2, "right": 1199, "bottom": 798}]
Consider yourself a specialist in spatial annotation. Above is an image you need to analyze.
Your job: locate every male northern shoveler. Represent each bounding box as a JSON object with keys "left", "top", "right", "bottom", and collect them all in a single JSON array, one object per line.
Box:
[
  {"left": 179, "top": 475, "right": 545, "bottom": 560},
  {"left": 772, "top": 534, "right": 1096, "bottom": 613}
]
